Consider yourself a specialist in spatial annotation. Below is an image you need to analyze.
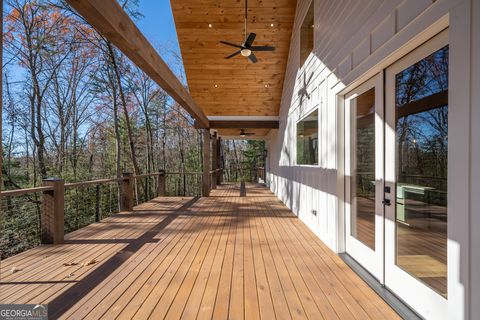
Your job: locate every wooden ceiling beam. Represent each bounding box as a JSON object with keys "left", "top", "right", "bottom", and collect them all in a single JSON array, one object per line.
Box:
[
  {"left": 194, "top": 120, "right": 279, "bottom": 129},
  {"left": 65, "top": 0, "right": 209, "bottom": 128},
  {"left": 216, "top": 128, "right": 271, "bottom": 137}
]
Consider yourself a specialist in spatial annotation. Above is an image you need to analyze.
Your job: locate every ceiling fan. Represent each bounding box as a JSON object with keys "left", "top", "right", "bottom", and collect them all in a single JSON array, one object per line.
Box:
[
  {"left": 219, "top": 0, "right": 275, "bottom": 63},
  {"left": 240, "top": 129, "right": 255, "bottom": 137}
]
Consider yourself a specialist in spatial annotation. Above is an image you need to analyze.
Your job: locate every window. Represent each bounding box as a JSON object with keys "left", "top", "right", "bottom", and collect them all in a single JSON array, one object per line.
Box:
[
  {"left": 300, "top": 1, "right": 314, "bottom": 67},
  {"left": 297, "top": 110, "right": 318, "bottom": 165}
]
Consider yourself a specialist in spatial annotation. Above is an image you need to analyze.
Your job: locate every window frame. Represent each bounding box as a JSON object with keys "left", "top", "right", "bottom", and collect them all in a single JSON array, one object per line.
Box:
[{"left": 295, "top": 107, "right": 320, "bottom": 166}]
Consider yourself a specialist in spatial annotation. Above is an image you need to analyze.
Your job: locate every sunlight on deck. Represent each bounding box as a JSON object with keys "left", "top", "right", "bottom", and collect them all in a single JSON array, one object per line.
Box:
[{"left": 0, "top": 183, "right": 399, "bottom": 319}]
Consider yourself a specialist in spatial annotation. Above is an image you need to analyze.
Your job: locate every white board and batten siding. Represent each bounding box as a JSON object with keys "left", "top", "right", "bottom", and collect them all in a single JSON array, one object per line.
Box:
[{"left": 266, "top": 0, "right": 479, "bottom": 318}]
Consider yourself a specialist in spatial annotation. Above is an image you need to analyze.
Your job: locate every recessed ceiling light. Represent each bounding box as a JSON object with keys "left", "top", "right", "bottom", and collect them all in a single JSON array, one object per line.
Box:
[
  {"left": 270, "top": 23, "right": 274, "bottom": 27},
  {"left": 208, "top": 23, "right": 213, "bottom": 28},
  {"left": 214, "top": 84, "right": 218, "bottom": 88},
  {"left": 264, "top": 84, "right": 269, "bottom": 88}
]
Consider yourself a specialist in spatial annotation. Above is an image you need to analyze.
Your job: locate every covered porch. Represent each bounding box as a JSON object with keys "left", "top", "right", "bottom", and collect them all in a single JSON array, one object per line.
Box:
[{"left": 0, "top": 183, "right": 398, "bottom": 319}]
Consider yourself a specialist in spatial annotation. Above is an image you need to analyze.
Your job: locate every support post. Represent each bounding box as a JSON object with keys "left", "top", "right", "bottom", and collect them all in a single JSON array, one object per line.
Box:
[
  {"left": 202, "top": 130, "right": 211, "bottom": 197},
  {"left": 95, "top": 184, "right": 101, "bottom": 222},
  {"left": 211, "top": 133, "right": 218, "bottom": 189},
  {"left": 41, "top": 178, "right": 65, "bottom": 244},
  {"left": 121, "top": 172, "right": 134, "bottom": 212},
  {"left": 217, "top": 137, "right": 222, "bottom": 184},
  {"left": 157, "top": 170, "right": 166, "bottom": 197}
]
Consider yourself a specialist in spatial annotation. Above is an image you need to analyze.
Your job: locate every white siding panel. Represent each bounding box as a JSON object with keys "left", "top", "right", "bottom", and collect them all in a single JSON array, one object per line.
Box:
[
  {"left": 396, "top": 0, "right": 433, "bottom": 31},
  {"left": 371, "top": 13, "right": 396, "bottom": 52},
  {"left": 471, "top": 0, "right": 480, "bottom": 317},
  {"left": 337, "top": 54, "right": 353, "bottom": 79},
  {"left": 353, "top": 38, "right": 371, "bottom": 68}
]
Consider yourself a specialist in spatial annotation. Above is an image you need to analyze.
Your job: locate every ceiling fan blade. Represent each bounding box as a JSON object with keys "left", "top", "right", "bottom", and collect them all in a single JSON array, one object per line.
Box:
[
  {"left": 244, "top": 33, "right": 256, "bottom": 48},
  {"left": 245, "top": 132, "right": 256, "bottom": 136},
  {"left": 251, "top": 46, "right": 275, "bottom": 51},
  {"left": 225, "top": 50, "right": 241, "bottom": 59},
  {"left": 220, "top": 41, "right": 243, "bottom": 49},
  {"left": 248, "top": 53, "right": 258, "bottom": 63}
]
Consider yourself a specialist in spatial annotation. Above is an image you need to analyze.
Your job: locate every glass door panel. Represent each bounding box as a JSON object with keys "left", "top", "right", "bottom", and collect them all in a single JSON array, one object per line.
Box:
[
  {"left": 351, "top": 88, "right": 376, "bottom": 250},
  {"left": 395, "top": 45, "right": 449, "bottom": 297},
  {"left": 345, "top": 74, "right": 384, "bottom": 282},
  {"left": 385, "top": 29, "right": 448, "bottom": 319}
]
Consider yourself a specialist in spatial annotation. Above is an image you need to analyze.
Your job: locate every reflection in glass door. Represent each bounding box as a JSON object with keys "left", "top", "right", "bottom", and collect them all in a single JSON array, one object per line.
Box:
[
  {"left": 351, "top": 88, "right": 376, "bottom": 250},
  {"left": 385, "top": 30, "right": 449, "bottom": 319},
  {"left": 345, "top": 75, "right": 384, "bottom": 282},
  {"left": 394, "top": 44, "right": 448, "bottom": 297}
]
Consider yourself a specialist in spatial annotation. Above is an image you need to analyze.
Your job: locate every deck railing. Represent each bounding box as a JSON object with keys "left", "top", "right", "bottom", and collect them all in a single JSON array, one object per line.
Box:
[
  {"left": 164, "top": 172, "right": 202, "bottom": 197},
  {"left": 0, "top": 169, "right": 222, "bottom": 259}
]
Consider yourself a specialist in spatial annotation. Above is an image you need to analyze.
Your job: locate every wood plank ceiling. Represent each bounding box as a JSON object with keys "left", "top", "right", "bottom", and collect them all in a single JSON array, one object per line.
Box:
[{"left": 171, "top": 0, "right": 296, "bottom": 137}]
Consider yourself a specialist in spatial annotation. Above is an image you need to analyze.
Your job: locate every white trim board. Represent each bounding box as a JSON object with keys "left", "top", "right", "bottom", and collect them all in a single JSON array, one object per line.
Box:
[{"left": 207, "top": 116, "right": 280, "bottom": 121}]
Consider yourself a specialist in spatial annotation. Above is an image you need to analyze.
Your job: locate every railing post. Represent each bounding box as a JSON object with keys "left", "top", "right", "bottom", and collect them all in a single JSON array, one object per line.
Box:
[
  {"left": 157, "top": 170, "right": 166, "bottom": 197},
  {"left": 41, "top": 178, "right": 65, "bottom": 244},
  {"left": 95, "top": 184, "right": 101, "bottom": 222},
  {"left": 211, "top": 133, "right": 218, "bottom": 190},
  {"left": 183, "top": 173, "right": 186, "bottom": 196},
  {"left": 217, "top": 137, "right": 222, "bottom": 185},
  {"left": 202, "top": 130, "right": 211, "bottom": 197},
  {"left": 211, "top": 172, "right": 216, "bottom": 190},
  {"left": 120, "top": 172, "right": 133, "bottom": 212}
]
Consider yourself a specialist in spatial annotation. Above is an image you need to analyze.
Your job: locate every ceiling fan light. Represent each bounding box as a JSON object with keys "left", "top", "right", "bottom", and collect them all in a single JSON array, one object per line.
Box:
[{"left": 241, "top": 48, "right": 252, "bottom": 57}]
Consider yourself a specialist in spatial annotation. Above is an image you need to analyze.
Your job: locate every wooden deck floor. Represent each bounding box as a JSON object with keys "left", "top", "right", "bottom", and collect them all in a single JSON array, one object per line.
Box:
[{"left": 0, "top": 183, "right": 399, "bottom": 319}]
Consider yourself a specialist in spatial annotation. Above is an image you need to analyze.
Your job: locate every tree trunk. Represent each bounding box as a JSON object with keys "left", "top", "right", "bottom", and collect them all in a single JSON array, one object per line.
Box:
[{"left": 107, "top": 42, "right": 142, "bottom": 199}]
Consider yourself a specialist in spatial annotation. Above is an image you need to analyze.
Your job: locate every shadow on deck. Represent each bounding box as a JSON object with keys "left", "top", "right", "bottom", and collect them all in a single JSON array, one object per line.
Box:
[{"left": 0, "top": 183, "right": 399, "bottom": 319}]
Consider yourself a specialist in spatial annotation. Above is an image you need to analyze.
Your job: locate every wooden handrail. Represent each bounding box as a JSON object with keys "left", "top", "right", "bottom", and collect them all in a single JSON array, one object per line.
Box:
[
  {"left": 64, "top": 178, "right": 120, "bottom": 189},
  {"left": 132, "top": 172, "right": 164, "bottom": 179},
  {"left": 167, "top": 171, "right": 202, "bottom": 175},
  {"left": 0, "top": 186, "right": 54, "bottom": 197},
  {"left": 0, "top": 171, "right": 205, "bottom": 197}
]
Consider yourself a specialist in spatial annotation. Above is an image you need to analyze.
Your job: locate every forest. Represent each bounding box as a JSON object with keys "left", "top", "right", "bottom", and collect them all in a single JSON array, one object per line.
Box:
[{"left": 0, "top": 0, "right": 266, "bottom": 258}]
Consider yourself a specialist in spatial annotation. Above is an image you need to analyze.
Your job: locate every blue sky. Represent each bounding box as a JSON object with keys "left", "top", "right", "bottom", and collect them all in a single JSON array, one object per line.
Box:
[
  {"left": 136, "top": 1, "right": 185, "bottom": 79},
  {"left": 3, "top": 1, "right": 186, "bottom": 83}
]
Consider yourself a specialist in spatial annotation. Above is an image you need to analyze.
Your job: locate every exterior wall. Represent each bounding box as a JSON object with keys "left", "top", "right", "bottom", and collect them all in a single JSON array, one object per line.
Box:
[
  {"left": 470, "top": 0, "right": 480, "bottom": 317},
  {"left": 266, "top": 0, "right": 478, "bottom": 318}
]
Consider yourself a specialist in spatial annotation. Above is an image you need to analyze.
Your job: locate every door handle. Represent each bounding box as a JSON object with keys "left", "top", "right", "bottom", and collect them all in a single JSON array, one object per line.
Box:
[{"left": 382, "top": 199, "right": 392, "bottom": 206}]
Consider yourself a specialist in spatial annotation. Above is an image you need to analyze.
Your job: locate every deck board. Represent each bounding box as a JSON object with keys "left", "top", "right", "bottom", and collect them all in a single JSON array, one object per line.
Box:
[{"left": 0, "top": 183, "right": 400, "bottom": 319}]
